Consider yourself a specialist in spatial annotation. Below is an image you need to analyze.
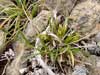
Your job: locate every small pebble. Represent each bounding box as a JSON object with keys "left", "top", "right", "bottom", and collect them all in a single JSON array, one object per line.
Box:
[
  {"left": 87, "top": 42, "right": 100, "bottom": 56},
  {"left": 94, "top": 32, "right": 100, "bottom": 43}
]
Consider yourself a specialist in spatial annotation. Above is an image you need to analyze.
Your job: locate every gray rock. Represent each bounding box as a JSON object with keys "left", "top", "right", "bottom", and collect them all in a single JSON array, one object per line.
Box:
[
  {"left": 70, "top": 0, "right": 100, "bottom": 35},
  {"left": 94, "top": 32, "right": 100, "bottom": 43},
  {"left": 25, "top": 10, "right": 52, "bottom": 39},
  {"left": 0, "top": 30, "right": 6, "bottom": 54},
  {"left": 77, "top": 0, "right": 88, "bottom": 3},
  {"left": 43, "top": 0, "right": 78, "bottom": 16},
  {"left": 78, "top": 0, "right": 100, "bottom": 3},
  {"left": 87, "top": 42, "right": 100, "bottom": 56},
  {"left": 84, "top": 55, "right": 100, "bottom": 75},
  {"left": 72, "top": 65, "right": 88, "bottom": 75}
]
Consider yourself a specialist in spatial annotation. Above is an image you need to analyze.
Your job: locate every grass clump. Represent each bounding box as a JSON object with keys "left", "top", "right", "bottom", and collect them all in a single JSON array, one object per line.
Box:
[
  {"left": 38, "top": 18, "right": 80, "bottom": 67},
  {"left": 0, "top": 0, "right": 39, "bottom": 46}
]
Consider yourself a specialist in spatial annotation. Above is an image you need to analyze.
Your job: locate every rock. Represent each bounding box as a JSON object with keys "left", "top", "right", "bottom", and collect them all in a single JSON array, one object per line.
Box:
[
  {"left": 0, "top": 30, "right": 6, "bottom": 54},
  {"left": 72, "top": 65, "right": 88, "bottom": 75},
  {"left": 43, "top": 0, "right": 78, "bottom": 16},
  {"left": 70, "top": 0, "right": 100, "bottom": 35},
  {"left": 77, "top": 0, "right": 88, "bottom": 3},
  {"left": 84, "top": 55, "right": 100, "bottom": 75},
  {"left": 6, "top": 42, "right": 25, "bottom": 75},
  {"left": 25, "top": 10, "right": 52, "bottom": 39},
  {"left": 94, "top": 32, "right": 100, "bottom": 42},
  {"left": 74, "top": 55, "right": 100, "bottom": 75},
  {"left": 87, "top": 41, "right": 100, "bottom": 56},
  {"left": 77, "top": 0, "right": 100, "bottom": 4},
  {"left": 6, "top": 33, "right": 25, "bottom": 74},
  {"left": 86, "top": 40, "right": 100, "bottom": 56}
]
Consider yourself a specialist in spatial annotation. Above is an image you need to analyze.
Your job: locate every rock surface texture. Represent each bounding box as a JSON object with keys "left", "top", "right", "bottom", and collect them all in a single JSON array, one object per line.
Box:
[
  {"left": 72, "top": 65, "right": 88, "bottom": 75},
  {"left": 70, "top": 0, "right": 100, "bottom": 35},
  {"left": 0, "top": 30, "right": 6, "bottom": 54},
  {"left": 43, "top": 0, "right": 77, "bottom": 16},
  {"left": 25, "top": 10, "right": 52, "bottom": 39}
]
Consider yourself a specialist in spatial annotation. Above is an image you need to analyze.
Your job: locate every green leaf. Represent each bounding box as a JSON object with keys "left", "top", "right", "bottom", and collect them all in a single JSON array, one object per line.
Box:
[
  {"left": 4, "top": 8, "right": 23, "bottom": 17},
  {"left": 50, "top": 18, "right": 58, "bottom": 33},
  {"left": 72, "top": 33, "right": 80, "bottom": 42},
  {"left": 39, "top": 34, "right": 50, "bottom": 43},
  {"left": 65, "top": 33, "right": 80, "bottom": 44},
  {"left": 71, "top": 48, "right": 80, "bottom": 54},
  {"left": 32, "top": 4, "right": 38, "bottom": 17},
  {"left": 15, "top": 0, "right": 21, "bottom": 7},
  {"left": 15, "top": 0, "right": 27, "bottom": 7},
  {"left": 65, "top": 35, "right": 73, "bottom": 44},
  {"left": 57, "top": 24, "right": 67, "bottom": 38}
]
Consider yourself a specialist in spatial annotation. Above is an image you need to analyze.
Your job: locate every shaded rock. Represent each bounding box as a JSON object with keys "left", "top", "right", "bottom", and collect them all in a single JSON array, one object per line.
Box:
[
  {"left": 77, "top": 0, "right": 88, "bottom": 3},
  {"left": 43, "top": 0, "right": 78, "bottom": 16}
]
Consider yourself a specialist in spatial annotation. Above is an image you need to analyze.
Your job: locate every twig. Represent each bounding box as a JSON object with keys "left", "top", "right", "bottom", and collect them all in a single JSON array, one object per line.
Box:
[
  {"left": 69, "top": 0, "right": 78, "bottom": 15},
  {"left": 1, "top": 60, "right": 10, "bottom": 75},
  {"left": 73, "top": 44, "right": 96, "bottom": 48}
]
